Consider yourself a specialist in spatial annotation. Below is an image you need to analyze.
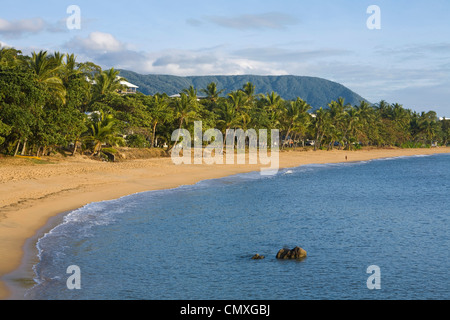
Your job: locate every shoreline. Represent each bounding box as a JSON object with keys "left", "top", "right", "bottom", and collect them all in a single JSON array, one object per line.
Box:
[
  {"left": 1, "top": 147, "right": 450, "bottom": 300},
  {"left": 2, "top": 210, "right": 68, "bottom": 300}
]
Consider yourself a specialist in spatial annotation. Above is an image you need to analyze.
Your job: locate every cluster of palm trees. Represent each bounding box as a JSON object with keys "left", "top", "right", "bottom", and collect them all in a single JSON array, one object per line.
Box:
[
  {"left": 0, "top": 48, "right": 127, "bottom": 157},
  {"left": 146, "top": 84, "right": 447, "bottom": 151},
  {"left": 0, "top": 47, "right": 448, "bottom": 159}
]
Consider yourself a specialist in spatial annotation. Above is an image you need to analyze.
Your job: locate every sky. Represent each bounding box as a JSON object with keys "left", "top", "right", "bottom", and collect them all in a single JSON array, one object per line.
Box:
[{"left": 1, "top": 0, "right": 449, "bottom": 116}]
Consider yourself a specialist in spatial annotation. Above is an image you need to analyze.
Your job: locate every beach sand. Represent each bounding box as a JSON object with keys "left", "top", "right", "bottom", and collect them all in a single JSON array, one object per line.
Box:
[{"left": 1, "top": 147, "right": 449, "bottom": 299}]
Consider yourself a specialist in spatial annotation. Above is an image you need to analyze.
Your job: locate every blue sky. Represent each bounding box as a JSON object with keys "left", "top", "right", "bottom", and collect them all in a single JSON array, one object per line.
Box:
[{"left": 1, "top": 0, "right": 449, "bottom": 116}]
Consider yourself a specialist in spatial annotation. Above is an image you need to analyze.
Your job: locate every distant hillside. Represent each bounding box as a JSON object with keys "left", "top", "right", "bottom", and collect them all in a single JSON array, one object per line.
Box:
[{"left": 118, "top": 71, "right": 368, "bottom": 109}]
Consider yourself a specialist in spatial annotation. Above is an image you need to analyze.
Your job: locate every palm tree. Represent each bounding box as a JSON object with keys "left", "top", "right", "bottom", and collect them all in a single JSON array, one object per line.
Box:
[
  {"left": 171, "top": 93, "right": 197, "bottom": 150},
  {"left": 240, "top": 111, "right": 254, "bottom": 132},
  {"left": 214, "top": 100, "right": 242, "bottom": 145},
  {"left": 228, "top": 90, "right": 247, "bottom": 112},
  {"left": 327, "top": 98, "right": 351, "bottom": 148},
  {"left": 51, "top": 51, "right": 65, "bottom": 68},
  {"left": 83, "top": 111, "right": 124, "bottom": 156},
  {"left": 242, "top": 82, "right": 257, "bottom": 108},
  {"left": 147, "top": 94, "right": 171, "bottom": 148},
  {"left": 439, "top": 118, "right": 450, "bottom": 146},
  {"left": 312, "top": 107, "right": 331, "bottom": 150},
  {"left": 355, "top": 101, "right": 375, "bottom": 145},
  {"left": 182, "top": 85, "right": 199, "bottom": 103},
  {"left": 24, "top": 50, "right": 66, "bottom": 104},
  {"left": 281, "top": 100, "right": 301, "bottom": 148},
  {"left": 344, "top": 106, "right": 363, "bottom": 150},
  {"left": 390, "top": 103, "right": 411, "bottom": 144},
  {"left": 201, "top": 82, "right": 224, "bottom": 102},
  {"left": 418, "top": 111, "right": 439, "bottom": 145},
  {"left": 262, "top": 91, "right": 283, "bottom": 112},
  {"left": 60, "top": 53, "right": 83, "bottom": 84},
  {"left": 92, "top": 68, "right": 124, "bottom": 99},
  {"left": 288, "top": 98, "right": 312, "bottom": 148},
  {"left": 375, "top": 100, "right": 391, "bottom": 118}
]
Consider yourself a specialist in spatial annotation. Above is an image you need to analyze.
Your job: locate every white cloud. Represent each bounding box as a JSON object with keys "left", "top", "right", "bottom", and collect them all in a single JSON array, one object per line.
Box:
[
  {"left": 0, "top": 18, "right": 46, "bottom": 37},
  {"left": 66, "top": 41, "right": 290, "bottom": 76},
  {"left": 135, "top": 51, "right": 289, "bottom": 76},
  {"left": 65, "top": 32, "right": 126, "bottom": 53}
]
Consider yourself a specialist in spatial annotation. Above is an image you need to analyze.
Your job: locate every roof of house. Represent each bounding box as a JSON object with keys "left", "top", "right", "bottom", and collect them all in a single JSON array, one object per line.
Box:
[{"left": 119, "top": 79, "right": 139, "bottom": 89}]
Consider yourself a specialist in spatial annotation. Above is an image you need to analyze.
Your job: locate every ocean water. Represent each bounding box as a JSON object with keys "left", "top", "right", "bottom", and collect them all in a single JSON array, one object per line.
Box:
[{"left": 25, "top": 153, "right": 450, "bottom": 300}]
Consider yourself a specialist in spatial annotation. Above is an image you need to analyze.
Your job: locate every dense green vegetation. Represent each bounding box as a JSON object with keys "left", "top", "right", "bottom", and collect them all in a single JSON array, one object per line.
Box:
[
  {"left": 118, "top": 70, "right": 367, "bottom": 109},
  {"left": 0, "top": 48, "right": 448, "bottom": 160}
]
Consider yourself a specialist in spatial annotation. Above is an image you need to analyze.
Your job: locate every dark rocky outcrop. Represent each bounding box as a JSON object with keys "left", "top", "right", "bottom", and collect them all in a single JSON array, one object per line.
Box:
[
  {"left": 251, "top": 254, "right": 265, "bottom": 260},
  {"left": 276, "top": 247, "right": 307, "bottom": 260}
]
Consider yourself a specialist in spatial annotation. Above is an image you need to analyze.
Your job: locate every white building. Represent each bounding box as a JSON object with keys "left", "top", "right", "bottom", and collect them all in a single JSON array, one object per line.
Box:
[{"left": 118, "top": 77, "right": 139, "bottom": 94}]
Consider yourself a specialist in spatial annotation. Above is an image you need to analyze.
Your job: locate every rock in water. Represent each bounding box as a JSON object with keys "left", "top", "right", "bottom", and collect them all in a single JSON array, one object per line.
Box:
[
  {"left": 251, "top": 254, "right": 265, "bottom": 260},
  {"left": 276, "top": 247, "right": 307, "bottom": 260}
]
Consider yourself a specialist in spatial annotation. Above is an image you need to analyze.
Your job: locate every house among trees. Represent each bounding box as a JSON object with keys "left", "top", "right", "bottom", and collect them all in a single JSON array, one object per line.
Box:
[
  {"left": 118, "top": 77, "right": 139, "bottom": 94},
  {"left": 85, "top": 74, "right": 139, "bottom": 94}
]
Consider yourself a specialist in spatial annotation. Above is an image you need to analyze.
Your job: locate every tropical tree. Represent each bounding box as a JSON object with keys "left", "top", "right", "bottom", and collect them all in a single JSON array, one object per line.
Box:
[
  {"left": 242, "top": 82, "right": 257, "bottom": 109},
  {"left": 228, "top": 90, "right": 247, "bottom": 112},
  {"left": 288, "top": 98, "right": 312, "bottom": 148},
  {"left": 0, "top": 120, "right": 10, "bottom": 146},
  {"left": 92, "top": 68, "right": 124, "bottom": 100},
  {"left": 375, "top": 100, "right": 391, "bottom": 118},
  {"left": 23, "top": 50, "right": 66, "bottom": 104},
  {"left": 355, "top": 101, "right": 376, "bottom": 145},
  {"left": 262, "top": 91, "right": 283, "bottom": 112},
  {"left": 201, "top": 82, "right": 224, "bottom": 103},
  {"left": 440, "top": 118, "right": 450, "bottom": 146},
  {"left": 344, "top": 106, "right": 363, "bottom": 150},
  {"left": 182, "top": 85, "right": 199, "bottom": 104},
  {"left": 0, "top": 47, "right": 23, "bottom": 67},
  {"left": 418, "top": 111, "right": 439, "bottom": 145},
  {"left": 392, "top": 103, "right": 411, "bottom": 142},
  {"left": 170, "top": 93, "right": 198, "bottom": 150},
  {"left": 0, "top": 65, "right": 47, "bottom": 155},
  {"left": 311, "top": 107, "right": 331, "bottom": 150},
  {"left": 146, "top": 94, "right": 172, "bottom": 148},
  {"left": 326, "top": 98, "right": 350, "bottom": 149},
  {"left": 83, "top": 111, "right": 124, "bottom": 156},
  {"left": 214, "top": 100, "right": 242, "bottom": 144},
  {"left": 281, "top": 99, "right": 303, "bottom": 148}
]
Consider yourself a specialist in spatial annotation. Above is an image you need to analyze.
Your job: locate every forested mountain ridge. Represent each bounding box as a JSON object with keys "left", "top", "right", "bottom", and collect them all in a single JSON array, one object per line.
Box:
[{"left": 118, "top": 71, "right": 368, "bottom": 110}]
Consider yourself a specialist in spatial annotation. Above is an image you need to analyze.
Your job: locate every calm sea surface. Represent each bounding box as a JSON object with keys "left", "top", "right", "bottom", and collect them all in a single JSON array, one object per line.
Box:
[{"left": 26, "top": 153, "right": 450, "bottom": 300}]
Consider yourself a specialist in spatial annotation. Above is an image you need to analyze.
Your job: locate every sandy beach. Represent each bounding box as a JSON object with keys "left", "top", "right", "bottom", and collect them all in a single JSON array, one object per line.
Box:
[{"left": 1, "top": 147, "right": 449, "bottom": 300}]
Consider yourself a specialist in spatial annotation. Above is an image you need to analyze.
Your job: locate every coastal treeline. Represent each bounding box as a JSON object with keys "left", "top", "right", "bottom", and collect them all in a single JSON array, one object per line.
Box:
[{"left": 0, "top": 48, "right": 448, "bottom": 159}]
